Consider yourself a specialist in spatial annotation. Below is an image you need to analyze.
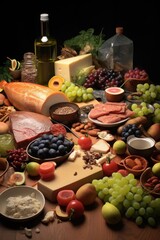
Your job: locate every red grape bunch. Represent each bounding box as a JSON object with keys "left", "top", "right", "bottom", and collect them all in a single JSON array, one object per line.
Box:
[
  {"left": 7, "top": 148, "right": 28, "bottom": 171},
  {"left": 83, "top": 68, "right": 123, "bottom": 90}
]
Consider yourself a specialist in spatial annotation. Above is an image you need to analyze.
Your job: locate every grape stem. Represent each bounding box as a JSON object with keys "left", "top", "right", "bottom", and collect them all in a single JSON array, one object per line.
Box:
[{"left": 120, "top": 78, "right": 132, "bottom": 88}]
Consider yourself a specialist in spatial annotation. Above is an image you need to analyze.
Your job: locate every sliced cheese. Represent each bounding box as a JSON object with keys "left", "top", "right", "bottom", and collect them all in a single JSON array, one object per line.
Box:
[
  {"left": 90, "top": 139, "right": 110, "bottom": 153},
  {"left": 54, "top": 53, "right": 92, "bottom": 81}
]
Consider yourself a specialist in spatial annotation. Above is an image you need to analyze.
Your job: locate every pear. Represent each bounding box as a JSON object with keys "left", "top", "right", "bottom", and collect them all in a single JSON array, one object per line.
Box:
[
  {"left": 76, "top": 183, "right": 97, "bottom": 206},
  {"left": 147, "top": 123, "right": 160, "bottom": 141},
  {"left": 101, "top": 202, "right": 121, "bottom": 225}
]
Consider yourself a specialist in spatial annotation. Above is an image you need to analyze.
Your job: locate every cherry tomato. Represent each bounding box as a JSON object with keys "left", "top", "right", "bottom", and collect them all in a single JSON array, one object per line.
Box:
[
  {"left": 56, "top": 190, "right": 76, "bottom": 207},
  {"left": 78, "top": 135, "right": 92, "bottom": 150},
  {"left": 66, "top": 199, "right": 84, "bottom": 220},
  {"left": 102, "top": 160, "right": 119, "bottom": 177}
]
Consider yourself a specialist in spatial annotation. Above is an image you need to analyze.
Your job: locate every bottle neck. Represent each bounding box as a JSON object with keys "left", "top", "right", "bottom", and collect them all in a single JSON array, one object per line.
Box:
[{"left": 40, "top": 20, "right": 50, "bottom": 40}]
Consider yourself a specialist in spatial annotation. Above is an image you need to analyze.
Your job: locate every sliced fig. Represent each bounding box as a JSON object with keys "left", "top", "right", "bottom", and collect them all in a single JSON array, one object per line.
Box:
[{"left": 8, "top": 171, "right": 25, "bottom": 186}]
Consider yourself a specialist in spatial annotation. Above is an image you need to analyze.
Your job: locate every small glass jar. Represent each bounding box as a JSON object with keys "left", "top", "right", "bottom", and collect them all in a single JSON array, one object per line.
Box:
[
  {"left": 39, "top": 161, "right": 55, "bottom": 181},
  {"left": 21, "top": 52, "right": 37, "bottom": 83}
]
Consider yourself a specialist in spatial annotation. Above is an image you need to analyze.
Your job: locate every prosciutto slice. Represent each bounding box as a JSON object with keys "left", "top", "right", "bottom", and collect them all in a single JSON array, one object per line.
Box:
[{"left": 9, "top": 111, "right": 53, "bottom": 148}]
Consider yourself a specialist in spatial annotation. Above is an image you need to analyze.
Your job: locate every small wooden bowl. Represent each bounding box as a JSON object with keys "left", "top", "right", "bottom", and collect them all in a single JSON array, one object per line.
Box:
[
  {"left": 124, "top": 77, "right": 149, "bottom": 92},
  {"left": 123, "top": 155, "right": 148, "bottom": 177},
  {"left": 49, "top": 102, "right": 80, "bottom": 126},
  {"left": 0, "top": 157, "right": 9, "bottom": 178},
  {"left": 140, "top": 167, "right": 160, "bottom": 197},
  {"left": 151, "top": 151, "right": 160, "bottom": 165}
]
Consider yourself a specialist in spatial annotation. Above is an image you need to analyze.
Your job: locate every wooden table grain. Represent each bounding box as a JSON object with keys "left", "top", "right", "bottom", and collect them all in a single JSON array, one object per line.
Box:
[
  {"left": 0, "top": 118, "right": 159, "bottom": 240},
  {"left": 0, "top": 184, "right": 159, "bottom": 240},
  {"left": 0, "top": 199, "right": 159, "bottom": 240}
]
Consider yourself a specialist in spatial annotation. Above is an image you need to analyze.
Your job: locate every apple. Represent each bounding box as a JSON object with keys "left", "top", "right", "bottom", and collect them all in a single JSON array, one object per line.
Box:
[
  {"left": 152, "top": 162, "right": 160, "bottom": 177},
  {"left": 117, "top": 169, "right": 129, "bottom": 177},
  {"left": 113, "top": 140, "right": 126, "bottom": 155},
  {"left": 102, "top": 160, "right": 119, "bottom": 177},
  {"left": 26, "top": 162, "right": 40, "bottom": 177}
]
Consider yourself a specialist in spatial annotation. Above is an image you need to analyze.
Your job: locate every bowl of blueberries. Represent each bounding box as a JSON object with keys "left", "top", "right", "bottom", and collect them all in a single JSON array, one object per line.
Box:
[{"left": 26, "top": 133, "right": 74, "bottom": 165}]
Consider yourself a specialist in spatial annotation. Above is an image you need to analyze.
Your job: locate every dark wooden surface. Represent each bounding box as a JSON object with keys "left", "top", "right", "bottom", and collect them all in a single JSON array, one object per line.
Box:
[
  {"left": 0, "top": 194, "right": 159, "bottom": 240},
  {"left": 0, "top": 105, "right": 160, "bottom": 240}
]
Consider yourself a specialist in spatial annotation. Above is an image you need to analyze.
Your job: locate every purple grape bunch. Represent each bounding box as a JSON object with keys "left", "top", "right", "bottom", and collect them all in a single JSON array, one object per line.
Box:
[{"left": 83, "top": 68, "right": 123, "bottom": 90}]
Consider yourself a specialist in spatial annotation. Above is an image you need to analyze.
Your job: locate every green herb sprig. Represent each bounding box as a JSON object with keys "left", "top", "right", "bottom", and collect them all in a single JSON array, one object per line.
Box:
[
  {"left": 0, "top": 60, "right": 13, "bottom": 82},
  {"left": 64, "top": 28, "right": 105, "bottom": 57}
]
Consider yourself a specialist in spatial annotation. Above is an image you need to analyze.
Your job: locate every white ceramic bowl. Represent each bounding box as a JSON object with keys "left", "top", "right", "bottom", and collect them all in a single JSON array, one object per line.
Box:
[
  {"left": 0, "top": 186, "right": 45, "bottom": 222},
  {"left": 127, "top": 135, "right": 155, "bottom": 158}
]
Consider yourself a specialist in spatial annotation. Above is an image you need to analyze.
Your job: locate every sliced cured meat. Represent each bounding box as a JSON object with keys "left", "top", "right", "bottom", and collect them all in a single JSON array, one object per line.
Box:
[
  {"left": 97, "top": 114, "right": 122, "bottom": 123},
  {"left": 89, "top": 103, "right": 126, "bottom": 119},
  {"left": 9, "top": 111, "right": 53, "bottom": 148}
]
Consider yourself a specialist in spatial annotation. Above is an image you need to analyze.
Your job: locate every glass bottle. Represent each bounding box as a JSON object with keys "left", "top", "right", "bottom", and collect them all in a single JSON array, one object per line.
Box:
[
  {"left": 21, "top": 52, "right": 37, "bottom": 83},
  {"left": 98, "top": 27, "right": 133, "bottom": 73},
  {"left": 34, "top": 13, "right": 57, "bottom": 85}
]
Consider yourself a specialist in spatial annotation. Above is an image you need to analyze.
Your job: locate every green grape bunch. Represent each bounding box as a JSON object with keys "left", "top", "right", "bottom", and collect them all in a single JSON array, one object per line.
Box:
[
  {"left": 130, "top": 102, "right": 160, "bottom": 123},
  {"left": 92, "top": 172, "right": 160, "bottom": 227},
  {"left": 61, "top": 80, "right": 94, "bottom": 103},
  {"left": 136, "top": 83, "right": 160, "bottom": 103}
]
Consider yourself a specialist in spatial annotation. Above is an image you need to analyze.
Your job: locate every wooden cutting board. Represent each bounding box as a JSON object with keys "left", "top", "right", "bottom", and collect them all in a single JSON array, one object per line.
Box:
[
  {"left": 37, "top": 152, "right": 103, "bottom": 202},
  {"left": 38, "top": 99, "right": 103, "bottom": 202}
]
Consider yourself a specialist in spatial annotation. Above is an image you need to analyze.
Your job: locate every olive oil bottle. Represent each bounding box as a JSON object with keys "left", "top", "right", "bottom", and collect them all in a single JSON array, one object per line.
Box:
[{"left": 34, "top": 13, "right": 57, "bottom": 85}]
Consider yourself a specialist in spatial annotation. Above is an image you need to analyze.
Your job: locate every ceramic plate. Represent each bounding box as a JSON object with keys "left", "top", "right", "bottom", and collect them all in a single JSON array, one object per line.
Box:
[
  {"left": 0, "top": 186, "right": 45, "bottom": 222},
  {"left": 88, "top": 112, "right": 129, "bottom": 127}
]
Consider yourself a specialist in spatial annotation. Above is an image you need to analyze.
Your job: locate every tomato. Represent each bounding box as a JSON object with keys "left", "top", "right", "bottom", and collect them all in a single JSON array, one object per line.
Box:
[
  {"left": 102, "top": 160, "right": 119, "bottom": 177},
  {"left": 50, "top": 123, "right": 67, "bottom": 136},
  {"left": 66, "top": 199, "right": 84, "bottom": 220},
  {"left": 78, "top": 135, "right": 92, "bottom": 150},
  {"left": 56, "top": 190, "right": 76, "bottom": 207}
]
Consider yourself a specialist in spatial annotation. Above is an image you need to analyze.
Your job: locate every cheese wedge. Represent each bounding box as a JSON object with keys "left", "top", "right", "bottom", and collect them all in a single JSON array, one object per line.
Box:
[
  {"left": 90, "top": 139, "right": 110, "bottom": 153},
  {"left": 54, "top": 53, "right": 92, "bottom": 81}
]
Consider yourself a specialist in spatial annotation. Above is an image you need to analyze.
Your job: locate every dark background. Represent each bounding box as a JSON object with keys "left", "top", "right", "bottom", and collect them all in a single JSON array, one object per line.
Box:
[{"left": 0, "top": 1, "right": 159, "bottom": 83}]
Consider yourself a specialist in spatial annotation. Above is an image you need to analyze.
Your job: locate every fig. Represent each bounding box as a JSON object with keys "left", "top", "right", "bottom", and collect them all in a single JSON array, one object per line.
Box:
[
  {"left": 75, "top": 183, "right": 97, "bottom": 206},
  {"left": 8, "top": 172, "right": 25, "bottom": 186}
]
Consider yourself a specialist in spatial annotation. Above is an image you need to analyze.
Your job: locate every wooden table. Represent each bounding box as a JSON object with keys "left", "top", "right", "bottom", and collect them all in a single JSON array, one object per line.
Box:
[
  {"left": 0, "top": 193, "right": 159, "bottom": 240},
  {"left": 0, "top": 99, "right": 159, "bottom": 240}
]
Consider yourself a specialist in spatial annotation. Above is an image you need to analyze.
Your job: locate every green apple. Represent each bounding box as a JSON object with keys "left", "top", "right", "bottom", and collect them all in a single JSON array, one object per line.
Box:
[
  {"left": 101, "top": 202, "right": 121, "bottom": 224},
  {"left": 26, "top": 162, "right": 40, "bottom": 177},
  {"left": 152, "top": 162, "right": 160, "bottom": 177},
  {"left": 113, "top": 140, "right": 126, "bottom": 155}
]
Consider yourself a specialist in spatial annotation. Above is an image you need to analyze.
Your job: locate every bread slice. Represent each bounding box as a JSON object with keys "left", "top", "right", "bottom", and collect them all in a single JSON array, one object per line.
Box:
[{"left": 90, "top": 139, "right": 110, "bottom": 153}]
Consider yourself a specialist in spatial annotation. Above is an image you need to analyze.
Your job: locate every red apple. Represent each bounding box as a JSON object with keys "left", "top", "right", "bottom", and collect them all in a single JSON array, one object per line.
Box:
[{"left": 102, "top": 160, "right": 119, "bottom": 177}]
